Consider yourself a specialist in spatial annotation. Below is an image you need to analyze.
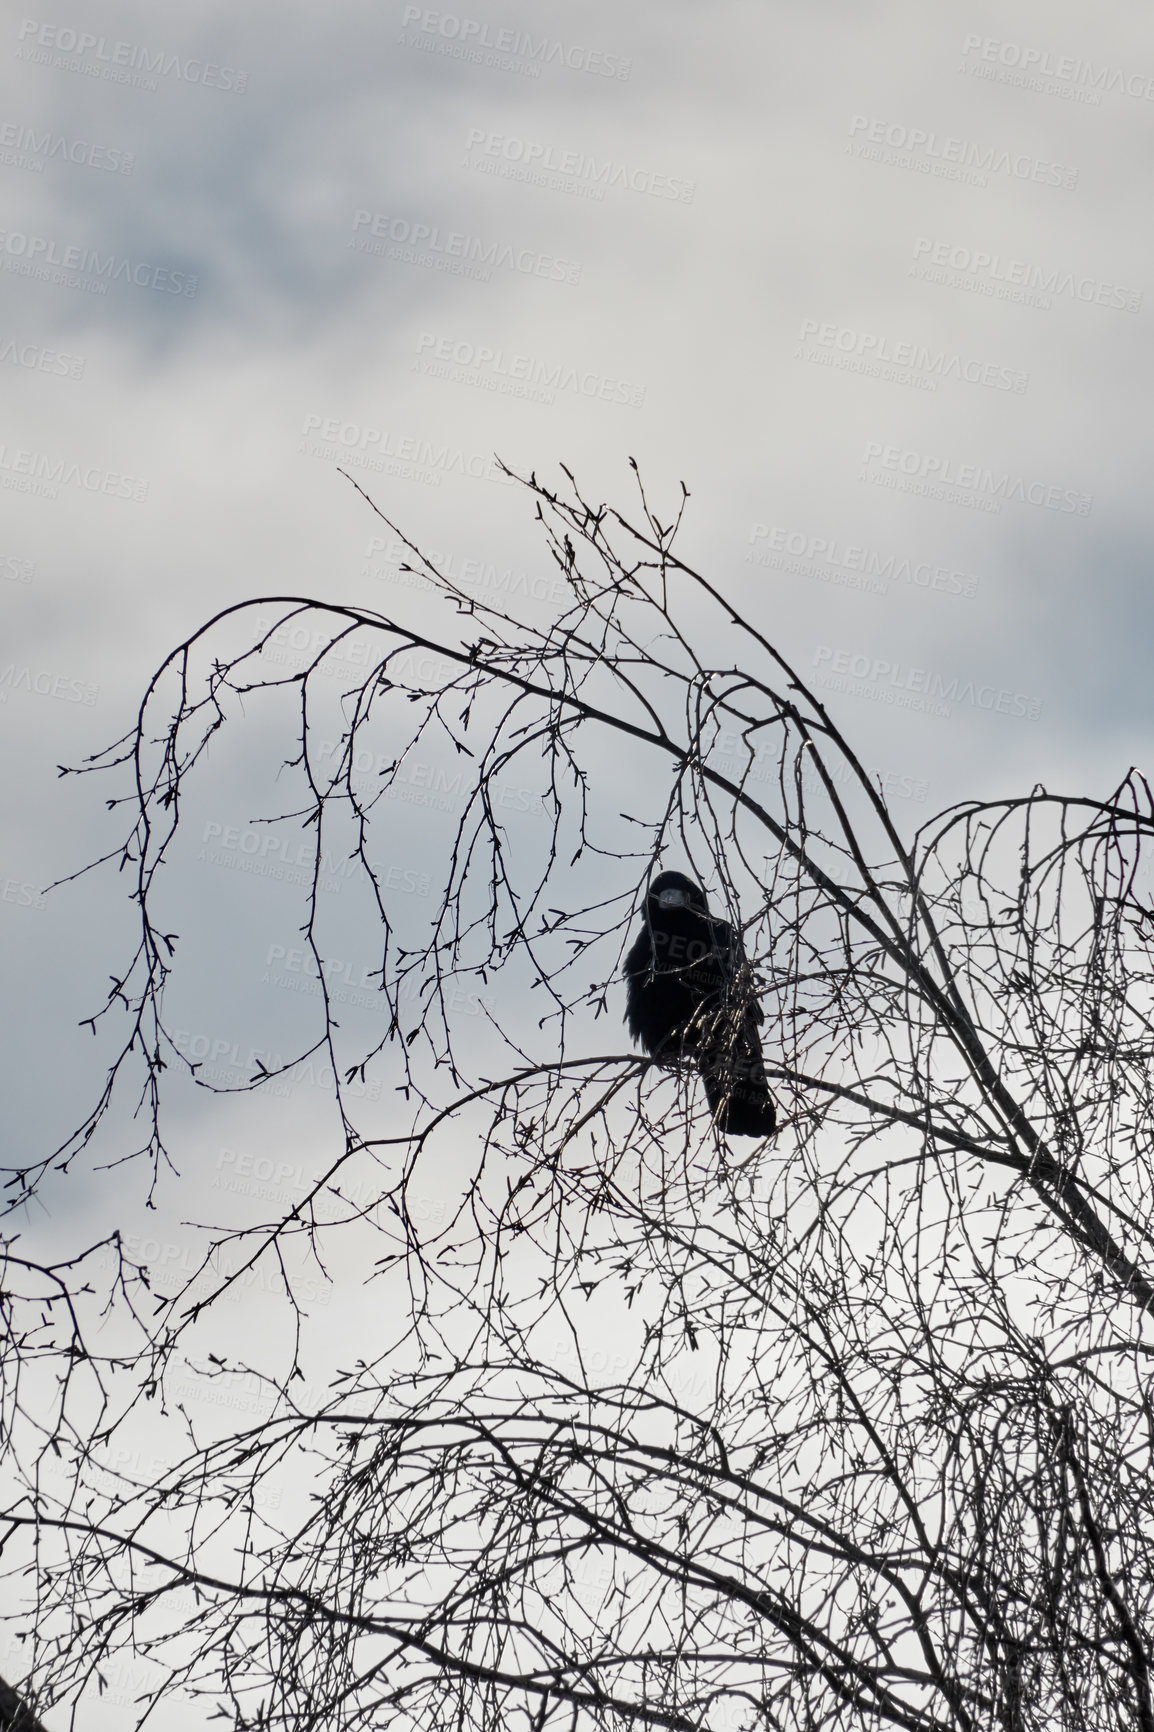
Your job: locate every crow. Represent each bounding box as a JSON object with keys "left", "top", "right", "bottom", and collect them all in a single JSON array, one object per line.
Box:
[{"left": 623, "top": 871, "right": 777, "bottom": 1138}]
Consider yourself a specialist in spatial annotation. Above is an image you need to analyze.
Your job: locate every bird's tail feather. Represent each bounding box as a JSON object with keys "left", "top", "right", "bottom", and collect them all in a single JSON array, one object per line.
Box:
[{"left": 699, "top": 1041, "right": 777, "bottom": 1139}]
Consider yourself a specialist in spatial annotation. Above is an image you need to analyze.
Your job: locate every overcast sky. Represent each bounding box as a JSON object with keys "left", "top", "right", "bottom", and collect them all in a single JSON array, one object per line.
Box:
[{"left": 3, "top": 3, "right": 1154, "bottom": 1715}]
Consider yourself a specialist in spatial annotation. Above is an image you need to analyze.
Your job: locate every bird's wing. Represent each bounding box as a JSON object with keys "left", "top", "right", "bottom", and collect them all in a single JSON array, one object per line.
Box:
[
  {"left": 714, "top": 918, "right": 766, "bottom": 1024},
  {"left": 622, "top": 924, "right": 655, "bottom": 1043}
]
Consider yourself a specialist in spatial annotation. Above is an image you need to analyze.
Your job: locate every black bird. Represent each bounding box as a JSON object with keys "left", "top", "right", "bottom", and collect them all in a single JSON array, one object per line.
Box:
[{"left": 623, "top": 871, "right": 777, "bottom": 1138}]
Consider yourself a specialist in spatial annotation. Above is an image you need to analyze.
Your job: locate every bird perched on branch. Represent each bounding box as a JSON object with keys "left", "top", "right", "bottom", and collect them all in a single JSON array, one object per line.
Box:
[{"left": 623, "top": 871, "right": 777, "bottom": 1138}]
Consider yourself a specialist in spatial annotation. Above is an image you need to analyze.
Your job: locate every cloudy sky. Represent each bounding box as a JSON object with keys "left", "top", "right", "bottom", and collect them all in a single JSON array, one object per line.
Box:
[{"left": 2, "top": 1, "right": 1153, "bottom": 1714}]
